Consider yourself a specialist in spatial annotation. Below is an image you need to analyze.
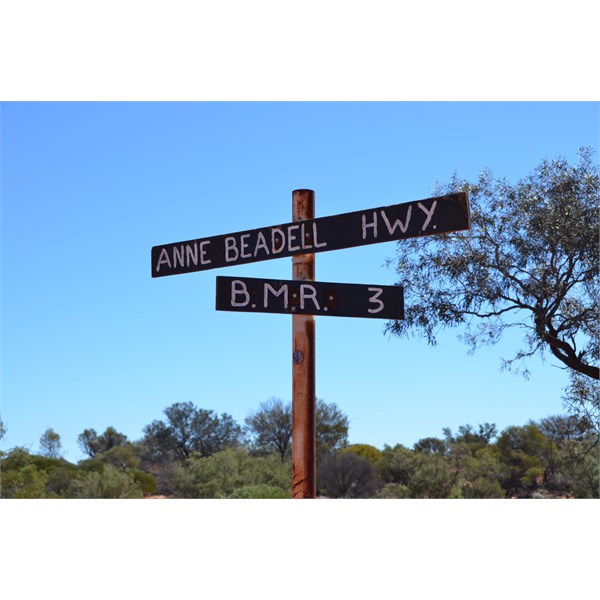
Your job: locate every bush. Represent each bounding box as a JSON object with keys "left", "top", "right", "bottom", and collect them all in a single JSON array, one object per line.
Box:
[
  {"left": 317, "top": 451, "right": 379, "bottom": 498},
  {"left": 173, "top": 448, "right": 291, "bottom": 499},
  {"left": 227, "top": 484, "right": 291, "bottom": 499},
  {"left": 69, "top": 465, "right": 144, "bottom": 499}
]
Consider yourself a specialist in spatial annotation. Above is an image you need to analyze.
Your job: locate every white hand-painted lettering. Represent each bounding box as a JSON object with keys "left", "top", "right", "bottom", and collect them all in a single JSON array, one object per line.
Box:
[
  {"left": 225, "top": 237, "right": 239, "bottom": 262},
  {"left": 362, "top": 211, "right": 378, "bottom": 239},
  {"left": 380, "top": 206, "right": 412, "bottom": 236},
  {"left": 156, "top": 248, "right": 172, "bottom": 272},
  {"left": 240, "top": 234, "right": 252, "bottom": 259},
  {"left": 417, "top": 200, "right": 437, "bottom": 231},
  {"left": 199, "top": 240, "right": 211, "bottom": 265},
  {"left": 231, "top": 280, "right": 250, "bottom": 307},
  {"left": 185, "top": 242, "right": 198, "bottom": 267},
  {"left": 313, "top": 222, "right": 327, "bottom": 248},
  {"left": 264, "top": 283, "right": 288, "bottom": 309},
  {"left": 271, "top": 228, "right": 286, "bottom": 254},
  {"left": 287, "top": 225, "right": 301, "bottom": 252},
  {"left": 173, "top": 245, "right": 185, "bottom": 268},
  {"left": 300, "top": 284, "right": 320, "bottom": 310},
  {"left": 254, "top": 231, "right": 270, "bottom": 257},
  {"left": 300, "top": 223, "right": 313, "bottom": 250},
  {"left": 367, "top": 287, "right": 384, "bottom": 313}
]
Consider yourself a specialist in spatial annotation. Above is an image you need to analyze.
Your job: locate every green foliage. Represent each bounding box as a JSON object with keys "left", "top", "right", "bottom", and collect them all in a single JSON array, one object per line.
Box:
[
  {"left": 387, "top": 149, "right": 599, "bottom": 383},
  {"left": 495, "top": 423, "right": 551, "bottom": 494},
  {"left": 39, "top": 427, "right": 62, "bottom": 459},
  {"left": 567, "top": 450, "right": 599, "bottom": 498},
  {"left": 376, "top": 483, "right": 412, "bottom": 499},
  {"left": 77, "top": 427, "right": 129, "bottom": 458},
  {"left": 408, "top": 452, "right": 457, "bottom": 498},
  {"left": 340, "top": 444, "right": 383, "bottom": 463},
  {"left": 413, "top": 437, "right": 447, "bottom": 455},
  {"left": 243, "top": 397, "right": 349, "bottom": 461},
  {"left": 173, "top": 448, "right": 291, "bottom": 499},
  {"left": 78, "top": 429, "right": 100, "bottom": 457},
  {"left": 142, "top": 402, "right": 242, "bottom": 463},
  {"left": 69, "top": 465, "right": 144, "bottom": 499},
  {"left": 45, "top": 465, "right": 82, "bottom": 498},
  {"left": 1, "top": 464, "right": 49, "bottom": 498},
  {"left": 128, "top": 468, "right": 157, "bottom": 496},
  {"left": 456, "top": 449, "right": 507, "bottom": 499},
  {"left": 3, "top": 399, "right": 596, "bottom": 499},
  {"left": 227, "top": 484, "right": 291, "bottom": 499},
  {"left": 376, "top": 444, "right": 417, "bottom": 486},
  {"left": 316, "top": 399, "right": 349, "bottom": 457},
  {"left": 245, "top": 397, "right": 293, "bottom": 459},
  {"left": 0, "top": 448, "right": 79, "bottom": 498},
  {"left": 317, "top": 451, "right": 379, "bottom": 498},
  {"left": 562, "top": 372, "right": 599, "bottom": 447},
  {"left": 94, "top": 444, "right": 141, "bottom": 469}
]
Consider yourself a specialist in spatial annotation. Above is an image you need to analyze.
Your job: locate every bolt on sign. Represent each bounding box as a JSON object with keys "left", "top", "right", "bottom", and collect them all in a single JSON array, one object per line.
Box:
[
  {"left": 216, "top": 276, "right": 404, "bottom": 320},
  {"left": 151, "top": 192, "right": 470, "bottom": 277},
  {"left": 152, "top": 190, "right": 470, "bottom": 498}
]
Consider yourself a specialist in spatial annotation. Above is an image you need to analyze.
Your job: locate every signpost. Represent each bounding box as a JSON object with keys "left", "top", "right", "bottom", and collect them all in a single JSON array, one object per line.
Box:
[
  {"left": 151, "top": 189, "right": 470, "bottom": 498},
  {"left": 151, "top": 192, "right": 470, "bottom": 277},
  {"left": 291, "top": 189, "right": 316, "bottom": 499},
  {"left": 216, "top": 276, "right": 404, "bottom": 320}
]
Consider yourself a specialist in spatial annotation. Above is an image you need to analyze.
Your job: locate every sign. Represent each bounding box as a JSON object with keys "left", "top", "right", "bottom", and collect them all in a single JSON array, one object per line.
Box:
[
  {"left": 215, "top": 276, "right": 404, "bottom": 319},
  {"left": 152, "top": 192, "right": 469, "bottom": 277}
]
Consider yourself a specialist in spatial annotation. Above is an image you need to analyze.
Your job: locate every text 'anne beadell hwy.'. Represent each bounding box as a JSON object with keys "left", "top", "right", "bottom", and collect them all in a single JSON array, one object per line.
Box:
[{"left": 151, "top": 192, "right": 470, "bottom": 277}]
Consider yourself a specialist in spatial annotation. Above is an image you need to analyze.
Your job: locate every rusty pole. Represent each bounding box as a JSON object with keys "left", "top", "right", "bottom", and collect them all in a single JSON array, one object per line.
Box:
[{"left": 291, "top": 189, "right": 316, "bottom": 499}]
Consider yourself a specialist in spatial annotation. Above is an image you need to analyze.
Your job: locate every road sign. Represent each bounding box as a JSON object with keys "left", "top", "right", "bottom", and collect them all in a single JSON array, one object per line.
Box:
[
  {"left": 152, "top": 192, "right": 469, "bottom": 277},
  {"left": 216, "top": 275, "right": 404, "bottom": 320},
  {"left": 152, "top": 187, "right": 470, "bottom": 499}
]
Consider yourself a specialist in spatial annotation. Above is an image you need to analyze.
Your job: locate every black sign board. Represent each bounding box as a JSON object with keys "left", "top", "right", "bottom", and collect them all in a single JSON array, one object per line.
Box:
[
  {"left": 152, "top": 192, "right": 469, "bottom": 277},
  {"left": 215, "top": 276, "right": 404, "bottom": 320}
]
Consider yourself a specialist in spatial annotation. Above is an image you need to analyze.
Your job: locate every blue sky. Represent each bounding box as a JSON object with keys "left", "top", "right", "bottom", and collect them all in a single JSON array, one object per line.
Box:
[
  {"left": 1, "top": 3, "right": 600, "bottom": 596},
  {"left": 1, "top": 101, "right": 598, "bottom": 460}
]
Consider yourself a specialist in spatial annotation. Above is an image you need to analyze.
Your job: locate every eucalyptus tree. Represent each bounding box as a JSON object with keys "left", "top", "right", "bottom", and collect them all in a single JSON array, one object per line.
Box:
[
  {"left": 387, "top": 149, "right": 599, "bottom": 426},
  {"left": 142, "top": 402, "right": 242, "bottom": 462},
  {"left": 39, "top": 427, "right": 62, "bottom": 459},
  {"left": 244, "top": 398, "right": 349, "bottom": 460}
]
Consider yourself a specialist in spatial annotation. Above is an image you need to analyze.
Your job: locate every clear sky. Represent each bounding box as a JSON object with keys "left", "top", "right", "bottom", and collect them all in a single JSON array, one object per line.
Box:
[
  {"left": 2, "top": 3, "right": 600, "bottom": 598},
  {"left": 2, "top": 101, "right": 597, "bottom": 460}
]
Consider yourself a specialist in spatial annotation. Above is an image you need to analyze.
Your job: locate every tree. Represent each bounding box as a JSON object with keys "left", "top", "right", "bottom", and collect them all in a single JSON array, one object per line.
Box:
[
  {"left": 142, "top": 402, "right": 242, "bottom": 462},
  {"left": 77, "top": 429, "right": 100, "bottom": 457},
  {"left": 376, "top": 444, "right": 417, "bottom": 487},
  {"left": 77, "top": 426, "right": 128, "bottom": 458},
  {"left": 93, "top": 444, "right": 141, "bottom": 469},
  {"left": 495, "top": 423, "right": 552, "bottom": 494},
  {"left": 39, "top": 428, "right": 62, "bottom": 459},
  {"left": 245, "top": 397, "right": 293, "bottom": 459},
  {"left": 442, "top": 423, "right": 498, "bottom": 455},
  {"left": 98, "top": 426, "right": 128, "bottom": 451},
  {"left": 387, "top": 149, "right": 599, "bottom": 384},
  {"left": 243, "top": 398, "right": 349, "bottom": 459},
  {"left": 340, "top": 444, "right": 383, "bottom": 463},
  {"left": 562, "top": 372, "right": 599, "bottom": 449},
  {"left": 69, "top": 465, "right": 144, "bottom": 499},
  {"left": 0, "top": 416, "right": 6, "bottom": 444},
  {"left": 317, "top": 451, "right": 379, "bottom": 498},
  {"left": 1, "top": 464, "right": 49, "bottom": 498},
  {"left": 413, "top": 437, "right": 447, "bottom": 455},
  {"left": 315, "top": 399, "right": 349, "bottom": 456},
  {"left": 173, "top": 448, "right": 291, "bottom": 498}
]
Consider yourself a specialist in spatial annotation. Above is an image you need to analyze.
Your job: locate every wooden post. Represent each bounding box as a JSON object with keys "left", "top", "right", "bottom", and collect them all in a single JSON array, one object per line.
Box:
[{"left": 291, "top": 189, "right": 316, "bottom": 498}]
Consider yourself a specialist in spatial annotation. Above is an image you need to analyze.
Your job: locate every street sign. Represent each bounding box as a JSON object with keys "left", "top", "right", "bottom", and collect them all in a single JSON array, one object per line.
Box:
[
  {"left": 152, "top": 187, "right": 470, "bottom": 499},
  {"left": 216, "top": 275, "right": 404, "bottom": 320},
  {"left": 152, "top": 192, "right": 469, "bottom": 277}
]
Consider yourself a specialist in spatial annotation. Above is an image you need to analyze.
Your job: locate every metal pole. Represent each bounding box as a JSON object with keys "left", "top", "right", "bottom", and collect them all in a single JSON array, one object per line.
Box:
[{"left": 292, "top": 189, "right": 316, "bottom": 498}]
